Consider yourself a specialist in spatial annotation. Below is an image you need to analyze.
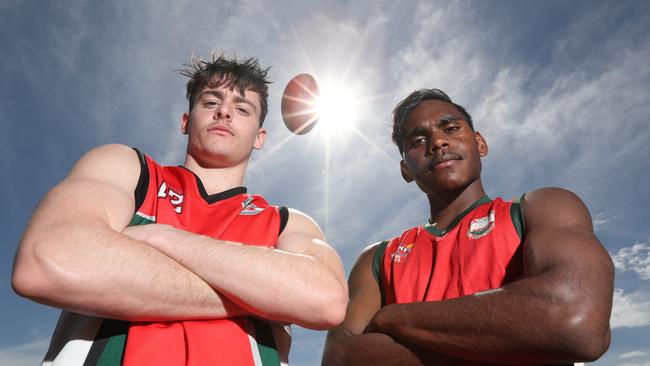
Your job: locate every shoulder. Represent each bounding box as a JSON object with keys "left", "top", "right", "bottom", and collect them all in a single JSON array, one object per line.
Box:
[
  {"left": 276, "top": 208, "right": 326, "bottom": 250},
  {"left": 71, "top": 144, "right": 141, "bottom": 177},
  {"left": 522, "top": 187, "right": 593, "bottom": 231},
  {"left": 284, "top": 208, "right": 323, "bottom": 233},
  {"left": 69, "top": 144, "right": 142, "bottom": 195},
  {"left": 356, "top": 242, "right": 385, "bottom": 267}
]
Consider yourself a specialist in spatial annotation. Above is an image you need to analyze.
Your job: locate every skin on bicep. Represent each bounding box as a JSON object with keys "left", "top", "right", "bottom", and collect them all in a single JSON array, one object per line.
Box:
[
  {"left": 276, "top": 208, "right": 344, "bottom": 277},
  {"left": 335, "top": 243, "right": 383, "bottom": 336},
  {"left": 521, "top": 187, "right": 614, "bottom": 341},
  {"left": 19, "top": 144, "right": 141, "bottom": 250},
  {"left": 65, "top": 144, "right": 141, "bottom": 229},
  {"left": 521, "top": 187, "right": 613, "bottom": 277}
]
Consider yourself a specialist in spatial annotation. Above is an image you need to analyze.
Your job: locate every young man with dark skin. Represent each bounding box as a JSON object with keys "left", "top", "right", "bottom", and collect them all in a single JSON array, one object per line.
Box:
[
  {"left": 12, "top": 54, "right": 347, "bottom": 365},
  {"left": 322, "top": 89, "right": 614, "bottom": 365}
]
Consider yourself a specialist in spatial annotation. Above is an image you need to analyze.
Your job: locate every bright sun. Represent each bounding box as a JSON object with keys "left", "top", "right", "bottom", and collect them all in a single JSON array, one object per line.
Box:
[{"left": 315, "top": 81, "right": 359, "bottom": 135}]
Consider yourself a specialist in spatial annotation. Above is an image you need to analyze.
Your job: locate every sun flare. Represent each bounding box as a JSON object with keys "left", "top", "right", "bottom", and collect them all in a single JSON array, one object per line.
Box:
[{"left": 314, "top": 81, "right": 360, "bottom": 135}]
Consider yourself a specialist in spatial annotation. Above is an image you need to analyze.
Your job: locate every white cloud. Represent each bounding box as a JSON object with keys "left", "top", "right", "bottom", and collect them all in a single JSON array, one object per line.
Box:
[
  {"left": 611, "top": 288, "right": 650, "bottom": 329},
  {"left": 592, "top": 212, "right": 616, "bottom": 231},
  {"left": 0, "top": 338, "right": 48, "bottom": 366},
  {"left": 621, "top": 351, "right": 650, "bottom": 359},
  {"left": 612, "top": 243, "right": 650, "bottom": 280}
]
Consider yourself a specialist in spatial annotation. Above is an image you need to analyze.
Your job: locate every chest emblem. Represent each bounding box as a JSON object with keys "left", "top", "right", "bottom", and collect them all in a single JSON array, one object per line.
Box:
[
  {"left": 157, "top": 182, "right": 184, "bottom": 214},
  {"left": 239, "top": 196, "right": 264, "bottom": 216},
  {"left": 391, "top": 242, "right": 415, "bottom": 263},
  {"left": 467, "top": 210, "right": 496, "bottom": 239}
]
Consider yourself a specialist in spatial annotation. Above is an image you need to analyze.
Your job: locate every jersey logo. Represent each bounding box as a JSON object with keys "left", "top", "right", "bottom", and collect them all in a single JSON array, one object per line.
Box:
[
  {"left": 239, "top": 196, "right": 264, "bottom": 216},
  {"left": 467, "top": 210, "right": 495, "bottom": 239},
  {"left": 157, "top": 181, "right": 184, "bottom": 214},
  {"left": 391, "top": 242, "right": 414, "bottom": 263}
]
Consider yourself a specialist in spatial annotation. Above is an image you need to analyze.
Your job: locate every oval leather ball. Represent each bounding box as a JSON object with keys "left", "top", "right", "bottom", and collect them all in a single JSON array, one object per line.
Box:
[{"left": 281, "top": 73, "right": 319, "bottom": 135}]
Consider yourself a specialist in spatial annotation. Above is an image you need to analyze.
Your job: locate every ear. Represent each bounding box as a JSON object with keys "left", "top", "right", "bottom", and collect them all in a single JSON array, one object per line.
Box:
[
  {"left": 181, "top": 112, "right": 190, "bottom": 135},
  {"left": 400, "top": 160, "right": 415, "bottom": 183},
  {"left": 475, "top": 131, "right": 488, "bottom": 157},
  {"left": 254, "top": 128, "right": 267, "bottom": 150}
]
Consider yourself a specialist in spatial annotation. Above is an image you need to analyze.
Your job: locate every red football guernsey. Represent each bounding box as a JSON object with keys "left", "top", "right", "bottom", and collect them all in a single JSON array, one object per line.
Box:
[
  {"left": 121, "top": 151, "right": 290, "bottom": 366},
  {"left": 376, "top": 197, "right": 523, "bottom": 305}
]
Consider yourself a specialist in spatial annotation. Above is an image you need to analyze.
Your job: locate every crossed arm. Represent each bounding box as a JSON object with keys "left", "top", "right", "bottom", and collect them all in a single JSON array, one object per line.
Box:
[
  {"left": 12, "top": 144, "right": 347, "bottom": 329},
  {"left": 323, "top": 188, "right": 614, "bottom": 365}
]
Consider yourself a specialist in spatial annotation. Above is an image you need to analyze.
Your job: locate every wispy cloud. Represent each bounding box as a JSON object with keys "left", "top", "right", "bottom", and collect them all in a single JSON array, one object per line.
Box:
[
  {"left": 388, "top": 1, "right": 650, "bottom": 203},
  {"left": 593, "top": 212, "right": 617, "bottom": 231},
  {"left": 621, "top": 351, "right": 650, "bottom": 359},
  {"left": 612, "top": 243, "right": 650, "bottom": 280},
  {"left": 0, "top": 338, "right": 48, "bottom": 366},
  {"left": 611, "top": 288, "right": 650, "bottom": 328}
]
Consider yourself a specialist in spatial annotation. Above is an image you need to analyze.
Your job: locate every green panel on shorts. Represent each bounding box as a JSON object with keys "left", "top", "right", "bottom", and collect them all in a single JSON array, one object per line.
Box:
[
  {"left": 254, "top": 320, "right": 280, "bottom": 366},
  {"left": 95, "top": 333, "right": 127, "bottom": 366}
]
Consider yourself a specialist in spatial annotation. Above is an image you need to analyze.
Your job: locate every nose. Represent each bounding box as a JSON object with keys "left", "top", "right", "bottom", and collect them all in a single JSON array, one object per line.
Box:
[
  {"left": 428, "top": 131, "right": 449, "bottom": 153},
  {"left": 215, "top": 102, "right": 232, "bottom": 121}
]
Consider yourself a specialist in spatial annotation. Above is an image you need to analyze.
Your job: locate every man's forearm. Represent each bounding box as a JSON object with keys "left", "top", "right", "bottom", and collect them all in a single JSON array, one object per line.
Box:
[
  {"left": 14, "top": 214, "right": 248, "bottom": 321},
  {"left": 131, "top": 225, "right": 346, "bottom": 329},
  {"left": 368, "top": 272, "right": 609, "bottom": 364},
  {"left": 323, "top": 331, "right": 457, "bottom": 366}
]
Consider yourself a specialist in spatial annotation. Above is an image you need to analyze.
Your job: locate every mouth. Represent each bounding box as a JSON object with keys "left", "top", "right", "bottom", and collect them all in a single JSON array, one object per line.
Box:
[
  {"left": 207, "top": 123, "right": 234, "bottom": 136},
  {"left": 428, "top": 153, "right": 462, "bottom": 170}
]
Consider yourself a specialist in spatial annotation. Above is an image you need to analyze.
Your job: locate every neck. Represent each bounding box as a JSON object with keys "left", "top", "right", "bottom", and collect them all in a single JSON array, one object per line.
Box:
[
  {"left": 426, "top": 179, "right": 487, "bottom": 228},
  {"left": 183, "top": 154, "right": 248, "bottom": 195}
]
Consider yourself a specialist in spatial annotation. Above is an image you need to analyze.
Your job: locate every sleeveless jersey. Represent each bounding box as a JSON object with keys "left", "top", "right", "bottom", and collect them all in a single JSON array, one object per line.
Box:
[
  {"left": 375, "top": 196, "right": 523, "bottom": 305},
  {"left": 372, "top": 197, "right": 571, "bottom": 366},
  {"left": 42, "top": 149, "right": 290, "bottom": 366}
]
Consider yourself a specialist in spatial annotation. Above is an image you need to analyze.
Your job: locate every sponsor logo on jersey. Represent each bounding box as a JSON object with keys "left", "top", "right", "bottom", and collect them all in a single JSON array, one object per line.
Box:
[
  {"left": 239, "top": 195, "right": 264, "bottom": 215},
  {"left": 391, "top": 242, "right": 414, "bottom": 263},
  {"left": 157, "top": 181, "right": 184, "bottom": 214},
  {"left": 467, "top": 210, "right": 496, "bottom": 239}
]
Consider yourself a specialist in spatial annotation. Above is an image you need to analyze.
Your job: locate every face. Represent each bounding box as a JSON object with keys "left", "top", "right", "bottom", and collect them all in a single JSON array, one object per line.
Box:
[
  {"left": 181, "top": 82, "right": 266, "bottom": 167},
  {"left": 400, "top": 99, "right": 487, "bottom": 196}
]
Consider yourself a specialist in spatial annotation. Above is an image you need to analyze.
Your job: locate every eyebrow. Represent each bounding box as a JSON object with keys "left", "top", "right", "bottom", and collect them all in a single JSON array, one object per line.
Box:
[
  {"left": 404, "top": 114, "right": 464, "bottom": 138},
  {"left": 199, "top": 90, "right": 258, "bottom": 112},
  {"left": 437, "top": 114, "right": 464, "bottom": 126}
]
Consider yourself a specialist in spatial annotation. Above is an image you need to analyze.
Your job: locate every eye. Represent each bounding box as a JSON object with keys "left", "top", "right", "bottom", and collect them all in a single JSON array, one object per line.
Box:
[
  {"left": 236, "top": 106, "right": 250, "bottom": 116},
  {"left": 205, "top": 100, "right": 220, "bottom": 108},
  {"left": 444, "top": 125, "right": 460, "bottom": 134},
  {"left": 409, "top": 137, "right": 427, "bottom": 147}
]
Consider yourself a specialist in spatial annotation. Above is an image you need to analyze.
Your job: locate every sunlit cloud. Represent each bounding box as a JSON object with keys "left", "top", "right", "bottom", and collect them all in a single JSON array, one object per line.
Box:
[
  {"left": 611, "top": 288, "right": 650, "bottom": 328},
  {"left": 612, "top": 243, "right": 650, "bottom": 280}
]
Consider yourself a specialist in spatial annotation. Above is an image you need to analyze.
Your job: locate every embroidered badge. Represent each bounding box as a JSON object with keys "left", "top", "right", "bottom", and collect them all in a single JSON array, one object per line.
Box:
[
  {"left": 239, "top": 196, "right": 264, "bottom": 215},
  {"left": 467, "top": 210, "right": 496, "bottom": 239},
  {"left": 391, "top": 242, "right": 414, "bottom": 263}
]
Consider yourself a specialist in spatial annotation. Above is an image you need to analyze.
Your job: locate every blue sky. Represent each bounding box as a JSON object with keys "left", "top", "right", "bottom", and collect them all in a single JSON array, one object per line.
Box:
[{"left": 2, "top": 0, "right": 649, "bottom": 365}]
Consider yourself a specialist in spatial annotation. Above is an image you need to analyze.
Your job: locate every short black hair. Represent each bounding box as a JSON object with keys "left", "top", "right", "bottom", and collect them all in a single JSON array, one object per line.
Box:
[
  {"left": 392, "top": 88, "right": 474, "bottom": 154},
  {"left": 178, "top": 52, "right": 271, "bottom": 126}
]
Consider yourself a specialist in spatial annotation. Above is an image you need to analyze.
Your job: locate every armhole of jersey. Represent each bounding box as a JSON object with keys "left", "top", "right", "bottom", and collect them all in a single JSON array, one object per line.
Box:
[
  {"left": 132, "top": 148, "right": 150, "bottom": 212},
  {"left": 278, "top": 206, "right": 289, "bottom": 234},
  {"left": 510, "top": 193, "right": 526, "bottom": 240},
  {"left": 372, "top": 241, "right": 389, "bottom": 307}
]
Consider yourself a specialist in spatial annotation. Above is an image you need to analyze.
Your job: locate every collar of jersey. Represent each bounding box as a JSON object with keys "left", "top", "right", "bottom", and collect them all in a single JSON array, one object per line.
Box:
[
  {"left": 423, "top": 195, "right": 491, "bottom": 236},
  {"left": 179, "top": 166, "right": 247, "bottom": 204}
]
